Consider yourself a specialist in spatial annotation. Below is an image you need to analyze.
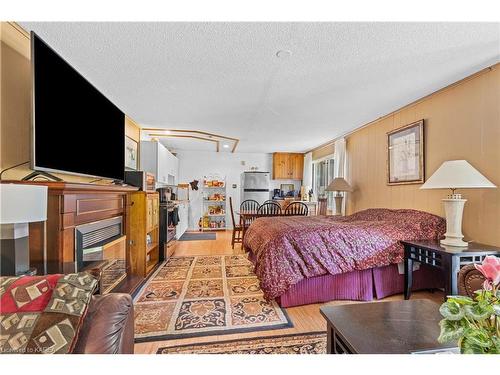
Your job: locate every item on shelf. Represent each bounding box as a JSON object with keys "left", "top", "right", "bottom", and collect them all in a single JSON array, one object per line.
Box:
[
  {"left": 204, "top": 180, "right": 225, "bottom": 188},
  {"left": 206, "top": 193, "right": 226, "bottom": 201},
  {"left": 203, "top": 215, "right": 210, "bottom": 229},
  {"left": 208, "top": 205, "right": 225, "bottom": 215},
  {"left": 203, "top": 174, "right": 226, "bottom": 188},
  {"left": 190, "top": 180, "right": 199, "bottom": 191},
  {"left": 124, "top": 171, "right": 156, "bottom": 191},
  {"left": 308, "top": 188, "right": 314, "bottom": 201}
]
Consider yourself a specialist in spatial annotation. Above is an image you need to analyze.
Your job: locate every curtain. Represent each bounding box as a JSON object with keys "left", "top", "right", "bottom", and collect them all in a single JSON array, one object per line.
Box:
[
  {"left": 303, "top": 152, "right": 313, "bottom": 195},
  {"left": 333, "top": 138, "right": 346, "bottom": 178},
  {"left": 313, "top": 157, "right": 335, "bottom": 208},
  {"left": 333, "top": 138, "right": 347, "bottom": 214}
]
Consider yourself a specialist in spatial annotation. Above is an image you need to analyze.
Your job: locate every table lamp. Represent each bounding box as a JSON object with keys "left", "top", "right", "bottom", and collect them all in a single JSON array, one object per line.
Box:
[
  {"left": 0, "top": 184, "right": 48, "bottom": 275},
  {"left": 326, "top": 177, "right": 353, "bottom": 216},
  {"left": 420, "top": 160, "right": 496, "bottom": 247}
]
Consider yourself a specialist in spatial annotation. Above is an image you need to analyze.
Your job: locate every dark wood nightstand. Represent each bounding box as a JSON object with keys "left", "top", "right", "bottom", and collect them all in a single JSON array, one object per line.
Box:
[{"left": 401, "top": 239, "right": 500, "bottom": 300}]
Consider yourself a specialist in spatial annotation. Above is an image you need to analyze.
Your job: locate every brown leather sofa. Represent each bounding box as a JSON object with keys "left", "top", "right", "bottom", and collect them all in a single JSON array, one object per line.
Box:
[
  {"left": 73, "top": 293, "right": 135, "bottom": 354},
  {"left": 458, "top": 264, "right": 485, "bottom": 298}
]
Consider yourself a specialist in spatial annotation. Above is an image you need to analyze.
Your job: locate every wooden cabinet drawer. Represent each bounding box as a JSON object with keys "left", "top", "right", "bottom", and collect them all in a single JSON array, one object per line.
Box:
[{"left": 62, "top": 193, "right": 125, "bottom": 226}]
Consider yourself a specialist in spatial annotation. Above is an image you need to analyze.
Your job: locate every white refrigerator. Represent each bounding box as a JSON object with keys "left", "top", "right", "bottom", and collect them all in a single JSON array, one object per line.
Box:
[{"left": 241, "top": 172, "right": 271, "bottom": 205}]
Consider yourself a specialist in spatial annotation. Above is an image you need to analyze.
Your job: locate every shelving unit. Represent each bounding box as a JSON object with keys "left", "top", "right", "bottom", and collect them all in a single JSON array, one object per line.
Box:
[
  {"left": 201, "top": 175, "right": 227, "bottom": 231},
  {"left": 129, "top": 191, "right": 160, "bottom": 278}
]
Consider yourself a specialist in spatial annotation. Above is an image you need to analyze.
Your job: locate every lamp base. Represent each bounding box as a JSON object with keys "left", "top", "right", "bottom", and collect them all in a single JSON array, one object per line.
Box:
[
  {"left": 440, "top": 197, "right": 468, "bottom": 247},
  {"left": 440, "top": 237, "right": 468, "bottom": 247},
  {"left": 0, "top": 223, "right": 31, "bottom": 276},
  {"left": 333, "top": 195, "right": 343, "bottom": 216}
]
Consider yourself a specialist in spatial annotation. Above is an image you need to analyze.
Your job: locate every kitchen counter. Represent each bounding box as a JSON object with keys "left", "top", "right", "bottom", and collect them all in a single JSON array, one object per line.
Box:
[{"left": 272, "top": 199, "right": 318, "bottom": 215}]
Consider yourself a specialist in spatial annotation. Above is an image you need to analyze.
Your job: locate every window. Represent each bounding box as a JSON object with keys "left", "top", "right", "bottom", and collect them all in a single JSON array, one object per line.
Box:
[{"left": 312, "top": 156, "right": 335, "bottom": 209}]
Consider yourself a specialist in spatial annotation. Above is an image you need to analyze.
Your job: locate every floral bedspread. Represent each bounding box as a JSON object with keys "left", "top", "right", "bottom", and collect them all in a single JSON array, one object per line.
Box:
[{"left": 243, "top": 208, "right": 446, "bottom": 300}]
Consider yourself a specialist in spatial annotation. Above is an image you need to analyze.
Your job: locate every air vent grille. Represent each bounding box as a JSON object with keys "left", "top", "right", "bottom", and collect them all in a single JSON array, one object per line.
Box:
[{"left": 81, "top": 223, "right": 121, "bottom": 249}]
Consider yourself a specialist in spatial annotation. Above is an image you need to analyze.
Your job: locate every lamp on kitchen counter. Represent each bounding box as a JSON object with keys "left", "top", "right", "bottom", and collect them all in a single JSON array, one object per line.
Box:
[
  {"left": 325, "top": 177, "right": 353, "bottom": 216},
  {"left": 420, "top": 160, "right": 496, "bottom": 247}
]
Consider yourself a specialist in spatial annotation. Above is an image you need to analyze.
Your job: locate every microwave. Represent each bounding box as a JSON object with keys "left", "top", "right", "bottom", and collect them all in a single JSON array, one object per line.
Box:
[{"left": 124, "top": 171, "right": 156, "bottom": 192}]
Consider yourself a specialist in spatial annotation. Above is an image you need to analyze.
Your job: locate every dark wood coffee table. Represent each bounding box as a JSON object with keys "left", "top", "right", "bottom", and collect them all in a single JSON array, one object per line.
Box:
[{"left": 320, "top": 299, "right": 456, "bottom": 354}]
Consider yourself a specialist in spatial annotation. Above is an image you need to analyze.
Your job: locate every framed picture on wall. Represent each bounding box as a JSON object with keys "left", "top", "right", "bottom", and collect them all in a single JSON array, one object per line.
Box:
[
  {"left": 125, "top": 136, "right": 138, "bottom": 170},
  {"left": 387, "top": 119, "right": 424, "bottom": 185}
]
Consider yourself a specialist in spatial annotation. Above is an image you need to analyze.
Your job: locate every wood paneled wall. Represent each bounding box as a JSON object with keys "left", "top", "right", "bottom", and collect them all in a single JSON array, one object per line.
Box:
[
  {"left": 345, "top": 64, "right": 500, "bottom": 246},
  {"left": 0, "top": 22, "right": 141, "bottom": 181},
  {"left": 312, "top": 144, "right": 334, "bottom": 160}
]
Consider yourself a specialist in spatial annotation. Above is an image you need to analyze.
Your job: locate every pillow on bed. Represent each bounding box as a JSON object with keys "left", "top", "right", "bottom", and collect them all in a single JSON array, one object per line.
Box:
[{"left": 347, "top": 208, "right": 446, "bottom": 238}]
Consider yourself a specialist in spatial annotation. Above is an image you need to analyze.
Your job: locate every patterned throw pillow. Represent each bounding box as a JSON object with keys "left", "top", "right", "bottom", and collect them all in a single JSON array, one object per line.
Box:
[{"left": 0, "top": 272, "right": 98, "bottom": 354}]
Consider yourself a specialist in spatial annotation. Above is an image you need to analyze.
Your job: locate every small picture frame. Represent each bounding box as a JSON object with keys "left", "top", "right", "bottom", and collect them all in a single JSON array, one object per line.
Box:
[
  {"left": 125, "top": 136, "right": 138, "bottom": 170},
  {"left": 387, "top": 120, "right": 424, "bottom": 185}
]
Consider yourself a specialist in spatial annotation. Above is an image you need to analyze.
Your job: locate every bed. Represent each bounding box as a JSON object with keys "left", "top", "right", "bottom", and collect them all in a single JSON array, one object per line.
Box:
[{"left": 243, "top": 208, "right": 446, "bottom": 307}]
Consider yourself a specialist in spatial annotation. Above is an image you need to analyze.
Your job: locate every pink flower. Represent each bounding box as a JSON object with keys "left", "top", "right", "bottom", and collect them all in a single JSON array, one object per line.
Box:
[
  {"left": 475, "top": 256, "right": 500, "bottom": 285},
  {"left": 483, "top": 280, "right": 492, "bottom": 291}
]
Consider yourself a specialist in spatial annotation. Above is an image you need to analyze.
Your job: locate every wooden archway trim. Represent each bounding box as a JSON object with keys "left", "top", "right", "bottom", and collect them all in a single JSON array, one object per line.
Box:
[
  {"left": 144, "top": 128, "right": 239, "bottom": 152},
  {"left": 147, "top": 133, "right": 221, "bottom": 152}
]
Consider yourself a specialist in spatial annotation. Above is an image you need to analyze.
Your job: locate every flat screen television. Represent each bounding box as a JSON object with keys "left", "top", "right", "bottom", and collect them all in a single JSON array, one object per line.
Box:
[{"left": 32, "top": 32, "right": 125, "bottom": 181}]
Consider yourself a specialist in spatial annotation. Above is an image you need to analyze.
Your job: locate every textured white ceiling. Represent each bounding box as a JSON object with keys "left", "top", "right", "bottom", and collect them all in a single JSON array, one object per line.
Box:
[{"left": 21, "top": 22, "right": 500, "bottom": 153}]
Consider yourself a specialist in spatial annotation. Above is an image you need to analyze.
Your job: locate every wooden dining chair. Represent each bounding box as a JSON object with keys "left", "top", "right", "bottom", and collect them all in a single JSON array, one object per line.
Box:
[
  {"left": 317, "top": 197, "right": 328, "bottom": 215},
  {"left": 240, "top": 199, "right": 260, "bottom": 229},
  {"left": 284, "top": 202, "right": 309, "bottom": 216},
  {"left": 240, "top": 199, "right": 260, "bottom": 213},
  {"left": 229, "top": 197, "right": 242, "bottom": 249},
  {"left": 257, "top": 202, "right": 282, "bottom": 216}
]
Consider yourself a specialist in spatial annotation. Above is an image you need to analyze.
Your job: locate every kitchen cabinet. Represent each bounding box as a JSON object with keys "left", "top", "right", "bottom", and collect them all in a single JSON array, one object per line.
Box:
[
  {"left": 273, "top": 153, "right": 304, "bottom": 180},
  {"left": 140, "top": 141, "right": 179, "bottom": 185}
]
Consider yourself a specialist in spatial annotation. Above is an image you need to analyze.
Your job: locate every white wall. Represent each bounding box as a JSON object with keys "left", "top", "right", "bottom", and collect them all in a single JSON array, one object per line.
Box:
[{"left": 176, "top": 151, "right": 301, "bottom": 230}]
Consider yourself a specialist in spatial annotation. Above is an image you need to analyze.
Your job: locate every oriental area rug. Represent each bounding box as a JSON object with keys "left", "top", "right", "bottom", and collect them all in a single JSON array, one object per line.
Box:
[
  {"left": 157, "top": 332, "right": 327, "bottom": 354},
  {"left": 134, "top": 255, "right": 292, "bottom": 342}
]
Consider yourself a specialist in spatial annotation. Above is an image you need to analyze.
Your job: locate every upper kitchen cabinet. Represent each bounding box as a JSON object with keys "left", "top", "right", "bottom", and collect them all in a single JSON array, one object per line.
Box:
[
  {"left": 140, "top": 141, "right": 179, "bottom": 185},
  {"left": 273, "top": 153, "right": 304, "bottom": 180}
]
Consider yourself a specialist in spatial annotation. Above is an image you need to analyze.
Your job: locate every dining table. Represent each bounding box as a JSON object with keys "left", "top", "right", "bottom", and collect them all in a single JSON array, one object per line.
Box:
[{"left": 237, "top": 210, "right": 293, "bottom": 247}]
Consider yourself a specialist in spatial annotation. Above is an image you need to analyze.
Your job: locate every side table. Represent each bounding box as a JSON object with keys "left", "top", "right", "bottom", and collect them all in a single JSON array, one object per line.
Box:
[{"left": 401, "top": 239, "right": 500, "bottom": 300}]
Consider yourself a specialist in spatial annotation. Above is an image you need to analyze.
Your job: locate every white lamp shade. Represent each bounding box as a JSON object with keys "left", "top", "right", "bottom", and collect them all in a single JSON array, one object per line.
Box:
[
  {"left": 420, "top": 160, "right": 496, "bottom": 190},
  {"left": 325, "top": 177, "right": 353, "bottom": 192},
  {"left": 0, "top": 184, "right": 48, "bottom": 223}
]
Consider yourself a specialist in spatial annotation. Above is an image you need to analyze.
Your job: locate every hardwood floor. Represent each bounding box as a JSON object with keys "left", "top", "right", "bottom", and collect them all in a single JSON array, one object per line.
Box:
[{"left": 134, "top": 230, "right": 443, "bottom": 354}]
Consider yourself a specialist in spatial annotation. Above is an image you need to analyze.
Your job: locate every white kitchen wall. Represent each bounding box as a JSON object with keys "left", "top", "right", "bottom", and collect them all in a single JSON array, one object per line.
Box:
[{"left": 176, "top": 151, "right": 301, "bottom": 230}]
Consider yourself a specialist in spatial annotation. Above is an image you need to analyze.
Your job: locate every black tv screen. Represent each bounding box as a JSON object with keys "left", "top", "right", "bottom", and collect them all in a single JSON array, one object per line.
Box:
[{"left": 32, "top": 32, "right": 125, "bottom": 181}]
